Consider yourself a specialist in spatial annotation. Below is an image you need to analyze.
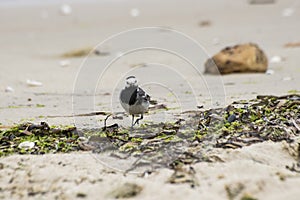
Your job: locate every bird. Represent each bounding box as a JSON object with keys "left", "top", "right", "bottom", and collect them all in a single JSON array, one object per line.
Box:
[{"left": 119, "top": 76, "right": 150, "bottom": 127}]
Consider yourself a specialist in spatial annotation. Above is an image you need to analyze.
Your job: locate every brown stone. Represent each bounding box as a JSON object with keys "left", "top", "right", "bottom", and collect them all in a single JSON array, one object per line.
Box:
[{"left": 204, "top": 43, "right": 268, "bottom": 75}]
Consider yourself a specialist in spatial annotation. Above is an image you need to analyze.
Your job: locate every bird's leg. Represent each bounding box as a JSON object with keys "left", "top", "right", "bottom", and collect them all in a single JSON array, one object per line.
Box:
[
  {"left": 133, "top": 114, "right": 143, "bottom": 126},
  {"left": 131, "top": 114, "right": 135, "bottom": 128}
]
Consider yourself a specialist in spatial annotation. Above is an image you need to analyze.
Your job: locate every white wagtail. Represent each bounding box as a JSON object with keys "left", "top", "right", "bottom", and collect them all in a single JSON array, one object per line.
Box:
[{"left": 120, "top": 76, "right": 150, "bottom": 127}]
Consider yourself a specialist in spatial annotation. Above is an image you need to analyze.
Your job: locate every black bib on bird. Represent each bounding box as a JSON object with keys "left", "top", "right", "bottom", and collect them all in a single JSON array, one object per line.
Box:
[{"left": 120, "top": 86, "right": 138, "bottom": 106}]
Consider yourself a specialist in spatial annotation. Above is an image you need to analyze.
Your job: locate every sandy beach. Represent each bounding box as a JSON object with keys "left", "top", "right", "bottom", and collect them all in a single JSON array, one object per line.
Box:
[{"left": 0, "top": 0, "right": 300, "bottom": 199}]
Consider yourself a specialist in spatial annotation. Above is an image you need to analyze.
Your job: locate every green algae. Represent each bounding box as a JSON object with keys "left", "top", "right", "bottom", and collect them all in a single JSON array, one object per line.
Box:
[{"left": 0, "top": 122, "right": 79, "bottom": 157}]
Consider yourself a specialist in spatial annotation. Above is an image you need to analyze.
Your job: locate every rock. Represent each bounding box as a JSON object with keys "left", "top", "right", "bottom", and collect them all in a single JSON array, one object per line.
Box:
[{"left": 204, "top": 43, "right": 268, "bottom": 75}]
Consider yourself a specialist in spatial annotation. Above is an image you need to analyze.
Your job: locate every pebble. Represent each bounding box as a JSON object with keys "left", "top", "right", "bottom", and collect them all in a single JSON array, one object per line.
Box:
[
  {"left": 270, "top": 56, "right": 282, "bottom": 63},
  {"left": 26, "top": 79, "right": 43, "bottom": 87},
  {"left": 282, "top": 77, "right": 292, "bottom": 81},
  {"left": 18, "top": 141, "right": 35, "bottom": 150},
  {"left": 227, "top": 114, "right": 237, "bottom": 123},
  {"left": 265, "top": 69, "right": 274, "bottom": 75},
  {"left": 5, "top": 86, "right": 14, "bottom": 93},
  {"left": 59, "top": 60, "right": 71, "bottom": 67},
  {"left": 130, "top": 8, "right": 140, "bottom": 17},
  {"left": 78, "top": 136, "right": 88, "bottom": 142},
  {"left": 60, "top": 4, "right": 72, "bottom": 16}
]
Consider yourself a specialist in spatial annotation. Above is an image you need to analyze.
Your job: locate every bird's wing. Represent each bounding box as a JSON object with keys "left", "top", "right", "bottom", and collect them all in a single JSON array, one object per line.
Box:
[{"left": 137, "top": 87, "right": 150, "bottom": 101}]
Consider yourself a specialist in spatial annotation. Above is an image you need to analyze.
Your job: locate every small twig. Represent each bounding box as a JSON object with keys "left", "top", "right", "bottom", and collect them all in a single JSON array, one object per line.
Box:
[
  {"left": 104, "top": 114, "right": 111, "bottom": 127},
  {"left": 46, "top": 111, "right": 108, "bottom": 118},
  {"left": 21, "top": 126, "right": 32, "bottom": 136},
  {"left": 149, "top": 104, "right": 168, "bottom": 111},
  {"left": 102, "top": 114, "right": 119, "bottom": 132},
  {"left": 216, "top": 141, "right": 243, "bottom": 149},
  {"left": 0, "top": 125, "right": 14, "bottom": 130},
  {"left": 286, "top": 163, "right": 300, "bottom": 173},
  {"left": 292, "top": 119, "right": 300, "bottom": 132},
  {"left": 124, "top": 153, "right": 153, "bottom": 175}
]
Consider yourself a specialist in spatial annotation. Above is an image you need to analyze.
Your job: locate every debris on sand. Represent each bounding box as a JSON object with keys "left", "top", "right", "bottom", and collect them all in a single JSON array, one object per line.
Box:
[
  {"left": 26, "top": 79, "right": 43, "bottom": 87},
  {"left": 248, "top": 0, "right": 275, "bottom": 5},
  {"left": 18, "top": 141, "right": 35, "bottom": 150},
  {"left": 0, "top": 122, "right": 80, "bottom": 156},
  {"left": 59, "top": 59, "right": 71, "bottom": 67},
  {"left": 198, "top": 20, "right": 212, "bottom": 27},
  {"left": 167, "top": 165, "right": 198, "bottom": 188},
  {"left": 108, "top": 183, "right": 143, "bottom": 198},
  {"left": 149, "top": 103, "right": 168, "bottom": 111},
  {"left": 204, "top": 43, "right": 268, "bottom": 75},
  {"left": 82, "top": 95, "right": 299, "bottom": 173},
  {"left": 1, "top": 95, "right": 299, "bottom": 177},
  {"left": 61, "top": 47, "right": 109, "bottom": 58},
  {"left": 5, "top": 86, "right": 14, "bottom": 93},
  {"left": 284, "top": 42, "right": 300, "bottom": 48},
  {"left": 224, "top": 182, "right": 245, "bottom": 200},
  {"left": 265, "top": 69, "right": 274, "bottom": 75},
  {"left": 216, "top": 94, "right": 299, "bottom": 149},
  {"left": 61, "top": 47, "right": 93, "bottom": 58}
]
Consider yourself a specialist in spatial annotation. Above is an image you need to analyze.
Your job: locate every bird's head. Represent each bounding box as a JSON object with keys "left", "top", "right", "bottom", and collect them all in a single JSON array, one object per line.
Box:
[{"left": 125, "top": 76, "right": 138, "bottom": 87}]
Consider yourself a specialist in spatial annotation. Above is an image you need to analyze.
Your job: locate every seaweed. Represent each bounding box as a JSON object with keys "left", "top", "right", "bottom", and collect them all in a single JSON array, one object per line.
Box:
[
  {"left": 0, "top": 122, "right": 80, "bottom": 156},
  {"left": 0, "top": 94, "right": 299, "bottom": 173}
]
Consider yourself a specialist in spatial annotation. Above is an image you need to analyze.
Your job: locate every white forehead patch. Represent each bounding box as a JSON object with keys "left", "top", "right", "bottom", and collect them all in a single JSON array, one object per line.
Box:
[{"left": 125, "top": 76, "right": 138, "bottom": 87}]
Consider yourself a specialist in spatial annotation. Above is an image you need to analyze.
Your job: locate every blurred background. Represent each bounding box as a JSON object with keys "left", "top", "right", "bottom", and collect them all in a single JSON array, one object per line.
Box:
[{"left": 0, "top": 0, "right": 299, "bottom": 126}]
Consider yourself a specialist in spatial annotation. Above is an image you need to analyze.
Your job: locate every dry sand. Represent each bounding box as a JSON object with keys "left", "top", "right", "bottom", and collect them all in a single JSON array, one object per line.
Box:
[
  {"left": 0, "top": 0, "right": 300, "bottom": 199},
  {"left": 1, "top": 141, "right": 300, "bottom": 200}
]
